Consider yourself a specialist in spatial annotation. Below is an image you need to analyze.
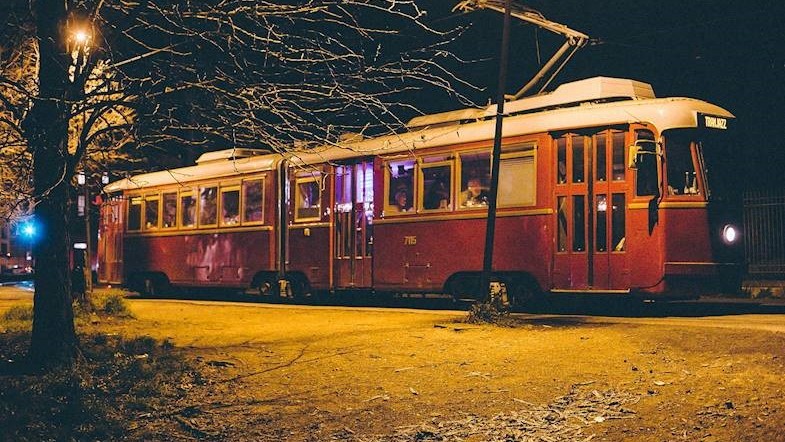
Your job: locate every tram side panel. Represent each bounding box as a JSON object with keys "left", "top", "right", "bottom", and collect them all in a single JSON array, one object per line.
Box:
[
  {"left": 287, "top": 225, "right": 331, "bottom": 290},
  {"left": 372, "top": 214, "right": 551, "bottom": 294},
  {"left": 123, "top": 229, "right": 275, "bottom": 288},
  {"left": 626, "top": 204, "right": 666, "bottom": 293},
  {"left": 661, "top": 206, "right": 741, "bottom": 294}
]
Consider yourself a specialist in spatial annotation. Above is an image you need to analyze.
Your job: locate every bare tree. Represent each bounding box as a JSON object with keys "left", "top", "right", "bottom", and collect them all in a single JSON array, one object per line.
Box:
[{"left": 0, "top": 0, "right": 471, "bottom": 368}]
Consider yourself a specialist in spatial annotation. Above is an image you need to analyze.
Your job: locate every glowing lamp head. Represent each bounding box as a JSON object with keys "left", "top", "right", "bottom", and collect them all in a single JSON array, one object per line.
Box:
[
  {"left": 73, "top": 29, "right": 90, "bottom": 46},
  {"left": 721, "top": 224, "right": 739, "bottom": 245},
  {"left": 21, "top": 223, "right": 36, "bottom": 238}
]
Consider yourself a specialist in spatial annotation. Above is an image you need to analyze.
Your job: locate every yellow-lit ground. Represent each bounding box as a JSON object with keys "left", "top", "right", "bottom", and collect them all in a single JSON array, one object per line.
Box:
[{"left": 2, "top": 294, "right": 785, "bottom": 441}]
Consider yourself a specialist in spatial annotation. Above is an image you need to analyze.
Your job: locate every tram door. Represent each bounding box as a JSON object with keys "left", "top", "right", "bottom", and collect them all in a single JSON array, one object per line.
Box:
[
  {"left": 333, "top": 160, "right": 374, "bottom": 288},
  {"left": 97, "top": 197, "right": 124, "bottom": 284},
  {"left": 553, "top": 130, "right": 629, "bottom": 290}
]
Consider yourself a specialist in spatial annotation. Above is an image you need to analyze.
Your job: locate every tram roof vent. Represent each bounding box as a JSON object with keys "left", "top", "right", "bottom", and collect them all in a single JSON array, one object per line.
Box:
[
  {"left": 406, "top": 107, "right": 488, "bottom": 130},
  {"left": 406, "top": 77, "right": 656, "bottom": 129},
  {"left": 488, "top": 77, "right": 656, "bottom": 117},
  {"left": 195, "top": 148, "right": 270, "bottom": 164}
]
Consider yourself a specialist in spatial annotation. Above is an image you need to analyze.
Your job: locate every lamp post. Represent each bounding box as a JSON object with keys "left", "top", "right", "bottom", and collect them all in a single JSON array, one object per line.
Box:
[
  {"left": 67, "top": 23, "right": 92, "bottom": 78},
  {"left": 76, "top": 171, "right": 92, "bottom": 296}
]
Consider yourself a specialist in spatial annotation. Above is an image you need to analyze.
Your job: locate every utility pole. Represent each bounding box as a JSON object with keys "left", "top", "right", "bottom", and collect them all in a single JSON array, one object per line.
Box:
[
  {"left": 480, "top": 0, "right": 512, "bottom": 303},
  {"left": 454, "top": 0, "right": 590, "bottom": 305}
]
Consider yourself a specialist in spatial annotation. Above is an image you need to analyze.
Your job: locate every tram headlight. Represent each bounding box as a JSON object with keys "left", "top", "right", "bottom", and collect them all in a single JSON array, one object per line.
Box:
[{"left": 721, "top": 224, "right": 739, "bottom": 245}]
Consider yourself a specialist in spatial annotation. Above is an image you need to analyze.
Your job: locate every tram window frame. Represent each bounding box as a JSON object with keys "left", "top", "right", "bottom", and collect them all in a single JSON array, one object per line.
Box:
[
  {"left": 198, "top": 185, "right": 219, "bottom": 228},
  {"left": 241, "top": 177, "right": 265, "bottom": 225},
  {"left": 572, "top": 136, "right": 586, "bottom": 183},
  {"left": 556, "top": 137, "right": 567, "bottom": 185},
  {"left": 633, "top": 130, "right": 659, "bottom": 197},
  {"left": 458, "top": 150, "right": 491, "bottom": 210},
  {"left": 162, "top": 191, "right": 178, "bottom": 229},
  {"left": 180, "top": 190, "right": 196, "bottom": 229},
  {"left": 127, "top": 195, "right": 142, "bottom": 232},
  {"left": 419, "top": 159, "right": 453, "bottom": 212},
  {"left": 557, "top": 196, "right": 568, "bottom": 253},
  {"left": 595, "top": 132, "right": 608, "bottom": 182},
  {"left": 611, "top": 131, "right": 627, "bottom": 181},
  {"left": 498, "top": 147, "right": 537, "bottom": 208},
  {"left": 664, "top": 133, "right": 704, "bottom": 198},
  {"left": 294, "top": 174, "right": 322, "bottom": 222},
  {"left": 220, "top": 183, "right": 241, "bottom": 226},
  {"left": 144, "top": 193, "right": 160, "bottom": 231},
  {"left": 384, "top": 158, "right": 416, "bottom": 215}
]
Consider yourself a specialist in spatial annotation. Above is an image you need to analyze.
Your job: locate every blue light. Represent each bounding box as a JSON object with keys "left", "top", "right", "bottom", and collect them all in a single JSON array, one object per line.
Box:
[{"left": 20, "top": 220, "right": 37, "bottom": 239}]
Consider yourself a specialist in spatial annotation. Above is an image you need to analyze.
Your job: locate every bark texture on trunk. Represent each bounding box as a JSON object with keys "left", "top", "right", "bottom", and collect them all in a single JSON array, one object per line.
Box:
[{"left": 25, "top": 0, "right": 79, "bottom": 367}]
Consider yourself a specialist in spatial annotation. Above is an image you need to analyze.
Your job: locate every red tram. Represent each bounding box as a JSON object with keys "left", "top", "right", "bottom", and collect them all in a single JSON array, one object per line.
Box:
[{"left": 97, "top": 77, "right": 743, "bottom": 304}]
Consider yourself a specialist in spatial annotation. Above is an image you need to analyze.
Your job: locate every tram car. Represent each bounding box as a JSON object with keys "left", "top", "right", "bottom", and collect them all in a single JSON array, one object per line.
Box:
[{"left": 97, "top": 76, "right": 743, "bottom": 305}]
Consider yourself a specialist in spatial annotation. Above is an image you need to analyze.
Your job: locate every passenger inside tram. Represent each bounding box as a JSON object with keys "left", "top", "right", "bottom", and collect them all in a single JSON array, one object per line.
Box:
[{"left": 461, "top": 178, "right": 488, "bottom": 207}]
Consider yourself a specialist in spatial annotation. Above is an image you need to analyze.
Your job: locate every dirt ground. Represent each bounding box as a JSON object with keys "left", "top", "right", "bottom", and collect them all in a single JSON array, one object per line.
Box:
[{"left": 3, "top": 295, "right": 785, "bottom": 441}]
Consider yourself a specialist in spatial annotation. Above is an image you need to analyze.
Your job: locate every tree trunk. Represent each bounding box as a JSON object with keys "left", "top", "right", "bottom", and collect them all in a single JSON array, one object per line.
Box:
[{"left": 25, "top": 0, "right": 80, "bottom": 367}]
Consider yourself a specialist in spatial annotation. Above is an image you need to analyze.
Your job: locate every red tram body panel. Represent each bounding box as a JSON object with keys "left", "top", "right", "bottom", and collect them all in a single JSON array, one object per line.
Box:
[{"left": 97, "top": 77, "right": 743, "bottom": 302}]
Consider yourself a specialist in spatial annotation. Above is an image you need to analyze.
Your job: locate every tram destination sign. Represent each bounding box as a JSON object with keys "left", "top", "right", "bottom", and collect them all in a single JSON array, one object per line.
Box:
[{"left": 697, "top": 113, "right": 730, "bottom": 130}]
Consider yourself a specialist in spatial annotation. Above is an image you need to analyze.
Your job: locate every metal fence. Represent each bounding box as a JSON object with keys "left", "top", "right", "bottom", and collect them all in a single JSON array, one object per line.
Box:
[{"left": 744, "top": 189, "right": 785, "bottom": 276}]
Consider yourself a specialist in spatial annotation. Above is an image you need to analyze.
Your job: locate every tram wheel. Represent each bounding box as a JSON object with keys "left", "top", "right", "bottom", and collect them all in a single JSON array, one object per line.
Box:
[
  {"left": 508, "top": 282, "right": 540, "bottom": 311},
  {"left": 141, "top": 276, "right": 167, "bottom": 297}
]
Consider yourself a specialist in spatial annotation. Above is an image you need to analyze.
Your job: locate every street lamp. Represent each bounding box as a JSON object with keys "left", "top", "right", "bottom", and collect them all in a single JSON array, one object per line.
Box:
[
  {"left": 67, "top": 23, "right": 92, "bottom": 79},
  {"left": 76, "top": 171, "right": 92, "bottom": 295},
  {"left": 72, "top": 29, "right": 90, "bottom": 47}
]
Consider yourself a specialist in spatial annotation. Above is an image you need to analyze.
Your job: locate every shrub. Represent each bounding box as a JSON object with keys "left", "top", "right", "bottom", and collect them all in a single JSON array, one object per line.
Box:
[
  {"left": 100, "top": 294, "right": 131, "bottom": 316},
  {"left": 2, "top": 304, "right": 34, "bottom": 322},
  {"left": 466, "top": 301, "right": 504, "bottom": 323},
  {"left": 0, "top": 332, "right": 198, "bottom": 441},
  {"left": 88, "top": 290, "right": 134, "bottom": 318}
]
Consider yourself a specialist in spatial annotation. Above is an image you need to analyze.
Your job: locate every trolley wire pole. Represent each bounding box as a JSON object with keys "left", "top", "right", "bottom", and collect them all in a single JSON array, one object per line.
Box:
[
  {"left": 480, "top": 0, "right": 512, "bottom": 305},
  {"left": 456, "top": 0, "right": 589, "bottom": 306}
]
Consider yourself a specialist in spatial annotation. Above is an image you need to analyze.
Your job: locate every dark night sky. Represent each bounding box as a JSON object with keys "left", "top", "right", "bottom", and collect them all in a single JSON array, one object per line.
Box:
[{"left": 412, "top": 0, "right": 785, "bottom": 189}]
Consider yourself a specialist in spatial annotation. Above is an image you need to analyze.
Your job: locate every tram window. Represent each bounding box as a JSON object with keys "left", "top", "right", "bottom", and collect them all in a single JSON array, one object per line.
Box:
[
  {"left": 460, "top": 151, "right": 490, "bottom": 208},
  {"left": 221, "top": 187, "right": 240, "bottom": 225},
  {"left": 573, "top": 195, "right": 585, "bottom": 252},
  {"left": 595, "top": 133, "right": 607, "bottom": 182},
  {"left": 635, "top": 130, "right": 659, "bottom": 197},
  {"left": 612, "top": 132, "right": 626, "bottom": 181},
  {"left": 358, "top": 162, "right": 374, "bottom": 211},
  {"left": 612, "top": 193, "right": 626, "bottom": 251},
  {"left": 499, "top": 153, "right": 535, "bottom": 207},
  {"left": 242, "top": 179, "right": 264, "bottom": 223},
  {"left": 180, "top": 193, "right": 196, "bottom": 228},
  {"left": 596, "top": 194, "right": 608, "bottom": 252},
  {"left": 144, "top": 195, "right": 159, "bottom": 230},
  {"left": 296, "top": 178, "right": 321, "bottom": 221},
  {"left": 335, "top": 166, "right": 352, "bottom": 210},
  {"left": 199, "top": 186, "right": 218, "bottom": 226},
  {"left": 557, "top": 196, "right": 567, "bottom": 252},
  {"left": 556, "top": 137, "right": 567, "bottom": 184},
  {"left": 664, "top": 134, "right": 700, "bottom": 196},
  {"left": 162, "top": 192, "right": 177, "bottom": 228},
  {"left": 572, "top": 135, "right": 585, "bottom": 183},
  {"left": 421, "top": 164, "right": 452, "bottom": 211},
  {"left": 386, "top": 159, "right": 414, "bottom": 213},
  {"left": 128, "top": 196, "right": 142, "bottom": 231}
]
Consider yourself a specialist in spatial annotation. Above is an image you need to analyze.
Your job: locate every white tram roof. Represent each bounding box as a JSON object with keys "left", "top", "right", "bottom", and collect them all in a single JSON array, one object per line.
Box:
[{"left": 106, "top": 76, "right": 734, "bottom": 193}]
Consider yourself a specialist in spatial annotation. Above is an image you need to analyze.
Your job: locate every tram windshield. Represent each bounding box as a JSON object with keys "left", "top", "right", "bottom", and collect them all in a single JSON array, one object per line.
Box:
[{"left": 662, "top": 128, "right": 736, "bottom": 201}]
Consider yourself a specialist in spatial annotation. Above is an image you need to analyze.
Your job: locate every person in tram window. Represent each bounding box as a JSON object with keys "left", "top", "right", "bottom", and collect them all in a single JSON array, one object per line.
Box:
[
  {"left": 461, "top": 178, "right": 488, "bottom": 207},
  {"left": 394, "top": 188, "right": 412, "bottom": 212},
  {"left": 424, "top": 178, "right": 450, "bottom": 210}
]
